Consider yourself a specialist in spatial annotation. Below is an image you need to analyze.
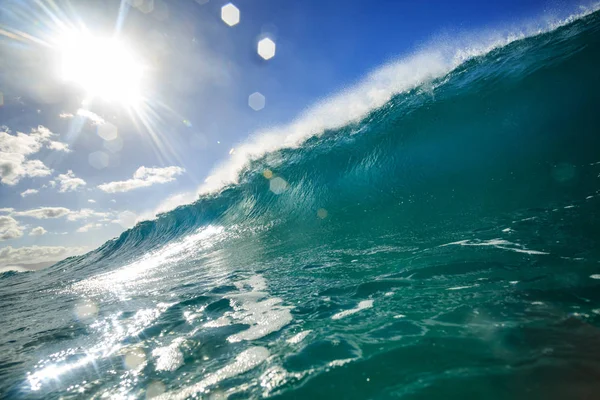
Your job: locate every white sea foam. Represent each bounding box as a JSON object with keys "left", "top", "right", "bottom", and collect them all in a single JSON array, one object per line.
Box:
[
  {"left": 152, "top": 338, "right": 185, "bottom": 372},
  {"left": 287, "top": 330, "right": 312, "bottom": 344},
  {"left": 202, "top": 275, "right": 293, "bottom": 343},
  {"left": 440, "top": 238, "right": 548, "bottom": 255},
  {"left": 227, "top": 297, "right": 293, "bottom": 343},
  {"left": 447, "top": 285, "right": 479, "bottom": 291},
  {"left": 332, "top": 300, "right": 374, "bottom": 320},
  {"left": 157, "top": 347, "right": 270, "bottom": 400}
]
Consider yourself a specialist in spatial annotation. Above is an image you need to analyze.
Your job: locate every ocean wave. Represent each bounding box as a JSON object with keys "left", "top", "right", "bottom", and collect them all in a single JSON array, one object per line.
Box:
[
  {"left": 42, "top": 7, "right": 599, "bottom": 274},
  {"left": 198, "top": 2, "right": 600, "bottom": 195}
]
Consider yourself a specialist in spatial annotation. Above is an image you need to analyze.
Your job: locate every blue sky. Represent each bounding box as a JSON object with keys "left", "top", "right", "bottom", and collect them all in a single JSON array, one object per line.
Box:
[{"left": 0, "top": 0, "right": 585, "bottom": 269}]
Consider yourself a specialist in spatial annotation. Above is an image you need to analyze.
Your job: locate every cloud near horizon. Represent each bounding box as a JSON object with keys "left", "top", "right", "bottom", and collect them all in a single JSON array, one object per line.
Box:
[
  {"left": 13, "top": 207, "right": 71, "bottom": 219},
  {"left": 11, "top": 207, "right": 111, "bottom": 221},
  {"left": 0, "top": 245, "right": 86, "bottom": 267}
]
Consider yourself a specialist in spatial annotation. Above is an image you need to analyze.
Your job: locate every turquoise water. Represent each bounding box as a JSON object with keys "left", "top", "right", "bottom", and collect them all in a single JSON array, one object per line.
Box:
[{"left": 2, "top": 10, "right": 600, "bottom": 399}]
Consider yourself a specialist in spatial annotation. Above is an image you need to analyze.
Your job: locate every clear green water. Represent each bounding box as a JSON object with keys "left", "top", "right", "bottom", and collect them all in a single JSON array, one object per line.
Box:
[{"left": 2, "top": 10, "right": 600, "bottom": 400}]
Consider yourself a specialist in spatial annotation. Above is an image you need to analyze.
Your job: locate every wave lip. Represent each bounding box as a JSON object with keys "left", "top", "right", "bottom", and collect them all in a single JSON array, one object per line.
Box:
[{"left": 199, "top": 4, "right": 600, "bottom": 195}]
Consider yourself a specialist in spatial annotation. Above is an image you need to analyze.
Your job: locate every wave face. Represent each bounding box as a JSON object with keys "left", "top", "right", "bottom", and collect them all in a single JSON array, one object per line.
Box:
[{"left": 3, "top": 10, "right": 600, "bottom": 399}]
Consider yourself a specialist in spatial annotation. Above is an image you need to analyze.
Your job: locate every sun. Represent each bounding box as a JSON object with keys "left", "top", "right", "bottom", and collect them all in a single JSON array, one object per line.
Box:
[{"left": 57, "top": 32, "right": 145, "bottom": 106}]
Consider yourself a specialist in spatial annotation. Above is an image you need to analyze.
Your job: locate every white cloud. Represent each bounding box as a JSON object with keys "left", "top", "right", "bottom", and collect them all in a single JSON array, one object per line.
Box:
[
  {"left": 56, "top": 170, "right": 86, "bottom": 192},
  {"left": 0, "top": 245, "right": 86, "bottom": 267},
  {"left": 20, "top": 188, "right": 39, "bottom": 197},
  {"left": 0, "top": 156, "right": 51, "bottom": 186},
  {"left": 0, "top": 208, "right": 14, "bottom": 213},
  {"left": 0, "top": 215, "right": 23, "bottom": 240},
  {"left": 88, "top": 199, "right": 96, "bottom": 203},
  {"left": 66, "top": 208, "right": 112, "bottom": 221},
  {"left": 47, "top": 141, "right": 70, "bottom": 152},
  {"left": 59, "top": 109, "right": 105, "bottom": 126},
  {"left": 98, "top": 166, "right": 185, "bottom": 193},
  {"left": 30, "top": 226, "right": 47, "bottom": 236},
  {"left": 10, "top": 206, "right": 112, "bottom": 222},
  {"left": 76, "top": 109, "right": 105, "bottom": 125},
  {"left": 0, "top": 126, "right": 70, "bottom": 185},
  {"left": 76, "top": 222, "right": 103, "bottom": 233},
  {"left": 13, "top": 207, "right": 71, "bottom": 219}
]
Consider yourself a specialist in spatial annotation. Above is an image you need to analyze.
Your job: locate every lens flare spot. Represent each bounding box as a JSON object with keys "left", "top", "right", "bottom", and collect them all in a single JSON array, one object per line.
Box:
[
  {"left": 124, "top": 349, "right": 146, "bottom": 370},
  {"left": 248, "top": 92, "right": 265, "bottom": 111},
  {"left": 263, "top": 169, "right": 273, "bottom": 179},
  {"left": 74, "top": 301, "right": 98, "bottom": 321},
  {"left": 88, "top": 151, "right": 109, "bottom": 169},
  {"left": 269, "top": 177, "right": 288, "bottom": 194},
  {"left": 104, "top": 137, "right": 124, "bottom": 153},
  {"left": 97, "top": 122, "right": 118, "bottom": 141},
  {"left": 146, "top": 380, "right": 166, "bottom": 399},
  {"left": 117, "top": 211, "right": 138, "bottom": 229},
  {"left": 317, "top": 208, "right": 328, "bottom": 219},
  {"left": 221, "top": 3, "right": 240, "bottom": 26},
  {"left": 257, "top": 38, "right": 276, "bottom": 60}
]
